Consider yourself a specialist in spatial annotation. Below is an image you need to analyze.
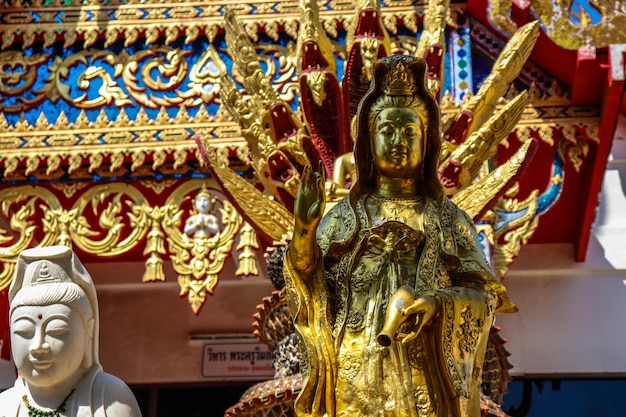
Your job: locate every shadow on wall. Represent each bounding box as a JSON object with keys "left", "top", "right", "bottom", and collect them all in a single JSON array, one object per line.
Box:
[
  {"left": 132, "top": 383, "right": 250, "bottom": 417},
  {"left": 504, "top": 378, "right": 626, "bottom": 417}
]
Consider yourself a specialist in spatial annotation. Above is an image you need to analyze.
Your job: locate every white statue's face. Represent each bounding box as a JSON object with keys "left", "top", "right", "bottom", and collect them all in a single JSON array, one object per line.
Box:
[
  {"left": 372, "top": 107, "right": 424, "bottom": 179},
  {"left": 195, "top": 196, "right": 210, "bottom": 214},
  {"left": 10, "top": 304, "right": 87, "bottom": 387}
]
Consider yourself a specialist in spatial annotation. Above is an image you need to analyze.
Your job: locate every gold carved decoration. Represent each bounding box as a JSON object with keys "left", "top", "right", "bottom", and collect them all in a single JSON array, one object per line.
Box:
[
  {"left": 452, "top": 138, "right": 536, "bottom": 220},
  {"left": 443, "top": 90, "right": 530, "bottom": 191},
  {"left": 0, "top": 0, "right": 603, "bottom": 323},
  {"left": 199, "top": 142, "right": 295, "bottom": 244},
  {"left": 0, "top": 1, "right": 462, "bottom": 50},
  {"left": 203, "top": 9, "right": 600, "bottom": 285},
  {"left": 236, "top": 222, "right": 260, "bottom": 277},
  {"left": 462, "top": 21, "right": 539, "bottom": 137},
  {"left": 0, "top": 8, "right": 600, "bottom": 185},
  {"left": 493, "top": 191, "right": 540, "bottom": 280},
  {"left": 0, "top": 40, "right": 302, "bottom": 181},
  {"left": 162, "top": 181, "right": 244, "bottom": 314},
  {"left": 557, "top": 123, "right": 599, "bottom": 173},
  {"left": 1, "top": 47, "right": 218, "bottom": 112},
  {"left": 488, "top": 0, "right": 626, "bottom": 49},
  {"left": 0, "top": 179, "right": 255, "bottom": 313},
  {"left": 140, "top": 179, "right": 178, "bottom": 195}
]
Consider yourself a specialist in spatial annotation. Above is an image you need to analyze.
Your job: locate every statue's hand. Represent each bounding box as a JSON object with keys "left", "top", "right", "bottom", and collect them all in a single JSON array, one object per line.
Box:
[
  {"left": 294, "top": 164, "right": 326, "bottom": 230},
  {"left": 399, "top": 295, "right": 438, "bottom": 345}
]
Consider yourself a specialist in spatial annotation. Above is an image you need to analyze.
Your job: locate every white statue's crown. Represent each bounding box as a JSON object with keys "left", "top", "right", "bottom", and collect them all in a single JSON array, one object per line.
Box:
[{"left": 13, "top": 247, "right": 77, "bottom": 292}]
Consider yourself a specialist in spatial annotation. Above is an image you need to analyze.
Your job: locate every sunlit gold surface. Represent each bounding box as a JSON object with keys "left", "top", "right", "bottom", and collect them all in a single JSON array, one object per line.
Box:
[
  {"left": 452, "top": 138, "right": 535, "bottom": 219},
  {"left": 0, "top": 179, "right": 252, "bottom": 313},
  {"left": 489, "top": 0, "right": 626, "bottom": 49},
  {"left": 493, "top": 191, "right": 540, "bottom": 281}
]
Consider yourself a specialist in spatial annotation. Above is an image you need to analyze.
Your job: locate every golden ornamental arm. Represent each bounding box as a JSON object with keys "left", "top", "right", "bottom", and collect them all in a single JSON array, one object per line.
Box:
[
  {"left": 415, "top": 0, "right": 450, "bottom": 97},
  {"left": 440, "top": 90, "right": 529, "bottom": 193},
  {"left": 452, "top": 138, "right": 538, "bottom": 220},
  {"left": 198, "top": 141, "right": 294, "bottom": 244},
  {"left": 344, "top": 0, "right": 391, "bottom": 84},
  {"left": 297, "top": 0, "right": 337, "bottom": 78},
  {"left": 208, "top": 45, "right": 277, "bottom": 168},
  {"left": 209, "top": 38, "right": 304, "bottom": 205},
  {"left": 462, "top": 21, "right": 539, "bottom": 137},
  {"left": 416, "top": 0, "right": 449, "bottom": 57},
  {"left": 224, "top": 10, "right": 281, "bottom": 110},
  {"left": 346, "top": 0, "right": 390, "bottom": 62}
]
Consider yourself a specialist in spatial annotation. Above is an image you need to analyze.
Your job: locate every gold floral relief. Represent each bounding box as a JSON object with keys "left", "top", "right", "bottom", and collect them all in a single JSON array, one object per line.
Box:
[
  {"left": 0, "top": 0, "right": 445, "bottom": 51},
  {"left": 0, "top": 179, "right": 253, "bottom": 313}
]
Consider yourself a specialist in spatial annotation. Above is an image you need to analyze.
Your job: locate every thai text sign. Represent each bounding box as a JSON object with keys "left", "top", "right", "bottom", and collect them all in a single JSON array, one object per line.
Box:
[{"left": 201, "top": 339, "right": 274, "bottom": 380}]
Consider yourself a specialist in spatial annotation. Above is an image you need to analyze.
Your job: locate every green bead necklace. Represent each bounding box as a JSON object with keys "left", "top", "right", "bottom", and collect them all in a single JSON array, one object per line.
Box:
[{"left": 22, "top": 389, "right": 75, "bottom": 417}]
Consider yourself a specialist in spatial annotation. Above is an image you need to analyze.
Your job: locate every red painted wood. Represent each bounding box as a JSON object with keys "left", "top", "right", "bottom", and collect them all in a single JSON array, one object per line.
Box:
[{"left": 575, "top": 45, "right": 626, "bottom": 261}]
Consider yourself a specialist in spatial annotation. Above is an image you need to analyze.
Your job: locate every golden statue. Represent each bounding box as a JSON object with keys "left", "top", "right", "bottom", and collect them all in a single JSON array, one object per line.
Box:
[{"left": 284, "top": 55, "right": 517, "bottom": 417}]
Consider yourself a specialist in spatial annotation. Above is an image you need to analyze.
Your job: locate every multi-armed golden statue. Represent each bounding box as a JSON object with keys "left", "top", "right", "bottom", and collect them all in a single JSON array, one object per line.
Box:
[{"left": 285, "top": 55, "right": 517, "bottom": 417}]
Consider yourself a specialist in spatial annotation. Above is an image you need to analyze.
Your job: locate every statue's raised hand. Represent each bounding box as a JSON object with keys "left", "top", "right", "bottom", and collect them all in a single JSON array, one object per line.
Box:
[
  {"left": 289, "top": 163, "right": 326, "bottom": 275},
  {"left": 294, "top": 163, "right": 326, "bottom": 230}
]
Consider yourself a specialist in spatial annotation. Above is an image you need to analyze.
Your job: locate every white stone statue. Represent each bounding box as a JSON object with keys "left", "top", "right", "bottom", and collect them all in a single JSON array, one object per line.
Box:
[
  {"left": 183, "top": 187, "right": 220, "bottom": 238},
  {"left": 0, "top": 246, "right": 142, "bottom": 417}
]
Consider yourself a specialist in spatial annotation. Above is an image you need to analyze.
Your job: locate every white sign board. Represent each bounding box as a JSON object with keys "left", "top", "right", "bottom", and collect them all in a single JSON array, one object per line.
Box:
[{"left": 201, "top": 339, "right": 274, "bottom": 381}]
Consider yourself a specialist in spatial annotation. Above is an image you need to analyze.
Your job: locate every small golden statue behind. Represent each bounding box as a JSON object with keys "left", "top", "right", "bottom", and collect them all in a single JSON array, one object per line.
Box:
[{"left": 285, "top": 55, "right": 516, "bottom": 417}]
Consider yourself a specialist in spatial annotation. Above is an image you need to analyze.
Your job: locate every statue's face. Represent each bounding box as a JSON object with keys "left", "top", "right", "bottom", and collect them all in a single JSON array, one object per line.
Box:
[
  {"left": 11, "top": 304, "right": 87, "bottom": 387},
  {"left": 372, "top": 107, "right": 423, "bottom": 179},
  {"left": 195, "top": 195, "right": 210, "bottom": 214}
]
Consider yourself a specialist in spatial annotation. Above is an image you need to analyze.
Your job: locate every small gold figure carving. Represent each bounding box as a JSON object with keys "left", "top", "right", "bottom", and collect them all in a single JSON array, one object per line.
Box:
[
  {"left": 285, "top": 55, "right": 516, "bottom": 417},
  {"left": 169, "top": 184, "right": 242, "bottom": 314}
]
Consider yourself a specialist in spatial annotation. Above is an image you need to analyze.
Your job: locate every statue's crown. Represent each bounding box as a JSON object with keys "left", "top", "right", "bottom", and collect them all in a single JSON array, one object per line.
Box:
[
  {"left": 383, "top": 56, "right": 416, "bottom": 96},
  {"left": 197, "top": 184, "right": 211, "bottom": 200}
]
